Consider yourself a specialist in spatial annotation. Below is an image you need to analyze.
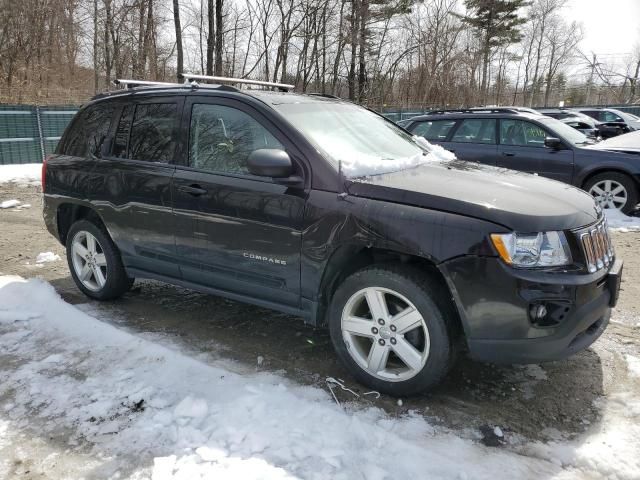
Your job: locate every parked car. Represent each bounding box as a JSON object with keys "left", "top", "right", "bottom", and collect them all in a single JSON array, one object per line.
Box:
[
  {"left": 538, "top": 109, "right": 621, "bottom": 139},
  {"left": 573, "top": 107, "right": 640, "bottom": 132},
  {"left": 402, "top": 108, "right": 640, "bottom": 213},
  {"left": 587, "top": 130, "right": 640, "bottom": 155},
  {"left": 43, "top": 81, "right": 621, "bottom": 396}
]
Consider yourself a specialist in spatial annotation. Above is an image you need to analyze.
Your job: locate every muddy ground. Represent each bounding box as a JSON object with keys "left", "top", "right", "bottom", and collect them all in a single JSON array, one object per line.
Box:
[{"left": 1, "top": 183, "right": 639, "bottom": 446}]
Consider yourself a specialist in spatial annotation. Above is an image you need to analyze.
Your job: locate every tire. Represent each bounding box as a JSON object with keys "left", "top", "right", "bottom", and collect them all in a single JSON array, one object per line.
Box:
[
  {"left": 328, "top": 265, "right": 456, "bottom": 396},
  {"left": 584, "top": 172, "right": 638, "bottom": 214},
  {"left": 66, "top": 219, "right": 134, "bottom": 300}
]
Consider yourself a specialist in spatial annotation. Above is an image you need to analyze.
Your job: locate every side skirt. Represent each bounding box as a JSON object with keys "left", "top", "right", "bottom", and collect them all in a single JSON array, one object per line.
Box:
[{"left": 126, "top": 267, "right": 317, "bottom": 324}]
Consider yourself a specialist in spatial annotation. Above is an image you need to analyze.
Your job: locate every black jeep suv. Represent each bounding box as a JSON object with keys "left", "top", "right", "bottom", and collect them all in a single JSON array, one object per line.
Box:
[
  {"left": 402, "top": 108, "right": 640, "bottom": 213},
  {"left": 43, "top": 81, "right": 622, "bottom": 395}
]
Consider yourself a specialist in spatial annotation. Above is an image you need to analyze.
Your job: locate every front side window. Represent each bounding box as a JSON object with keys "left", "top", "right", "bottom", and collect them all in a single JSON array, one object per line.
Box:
[
  {"left": 500, "top": 119, "right": 548, "bottom": 147},
  {"left": 63, "top": 103, "right": 115, "bottom": 157},
  {"left": 451, "top": 118, "right": 496, "bottom": 144},
  {"left": 601, "top": 111, "right": 624, "bottom": 123},
  {"left": 189, "top": 104, "right": 283, "bottom": 175},
  {"left": 411, "top": 120, "right": 456, "bottom": 141},
  {"left": 128, "top": 103, "right": 178, "bottom": 162}
]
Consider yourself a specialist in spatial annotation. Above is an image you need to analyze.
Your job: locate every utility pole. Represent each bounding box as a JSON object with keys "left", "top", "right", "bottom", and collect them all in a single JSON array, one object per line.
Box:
[{"left": 585, "top": 52, "right": 597, "bottom": 105}]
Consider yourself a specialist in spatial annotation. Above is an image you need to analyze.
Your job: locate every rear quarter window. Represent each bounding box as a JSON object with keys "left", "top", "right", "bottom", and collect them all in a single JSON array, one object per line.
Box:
[{"left": 59, "top": 103, "right": 116, "bottom": 157}]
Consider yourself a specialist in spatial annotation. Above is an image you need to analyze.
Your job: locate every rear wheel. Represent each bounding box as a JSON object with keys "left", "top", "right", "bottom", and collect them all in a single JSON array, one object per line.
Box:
[
  {"left": 328, "top": 265, "right": 456, "bottom": 396},
  {"left": 66, "top": 219, "right": 133, "bottom": 300},
  {"left": 584, "top": 172, "right": 638, "bottom": 214}
]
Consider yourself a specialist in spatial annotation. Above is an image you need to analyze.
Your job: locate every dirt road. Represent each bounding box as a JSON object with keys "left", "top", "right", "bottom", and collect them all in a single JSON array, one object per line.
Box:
[{"left": 1, "top": 183, "right": 639, "bottom": 444}]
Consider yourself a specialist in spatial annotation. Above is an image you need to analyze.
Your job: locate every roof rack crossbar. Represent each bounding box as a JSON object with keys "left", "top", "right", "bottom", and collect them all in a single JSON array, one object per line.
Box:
[
  {"left": 114, "top": 79, "right": 185, "bottom": 89},
  {"left": 180, "top": 73, "right": 294, "bottom": 92}
]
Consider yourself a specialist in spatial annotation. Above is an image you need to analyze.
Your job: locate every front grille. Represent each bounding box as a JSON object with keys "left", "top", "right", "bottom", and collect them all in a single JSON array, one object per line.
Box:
[{"left": 578, "top": 218, "right": 614, "bottom": 273}]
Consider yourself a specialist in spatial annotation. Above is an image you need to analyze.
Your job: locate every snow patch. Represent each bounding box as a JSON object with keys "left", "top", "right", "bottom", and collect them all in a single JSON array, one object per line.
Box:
[
  {"left": 605, "top": 209, "right": 640, "bottom": 232},
  {"left": 35, "top": 252, "right": 61, "bottom": 264},
  {"left": 0, "top": 275, "right": 639, "bottom": 479},
  {"left": 0, "top": 163, "right": 41, "bottom": 186},
  {"left": 0, "top": 199, "right": 21, "bottom": 209},
  {"left": 626, "top": 355, "right": 640, "bottom": 378}
]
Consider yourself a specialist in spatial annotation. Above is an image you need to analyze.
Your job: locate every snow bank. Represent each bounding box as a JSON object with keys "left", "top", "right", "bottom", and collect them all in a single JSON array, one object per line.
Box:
[
  {"left": 35, "top": 252, "right": 61, "bottom": 263},
  {"left": 0, "top": 163, "right": 41, "bottom": 186},
  {"left": 0, "top": 199, "right": 21, "bottom": 209},
  {"left": 605, "top": 208, "right": 640, "bottom": 232},
  {"left": 0, "top": 275, "right": 639, "bottom": 479}
]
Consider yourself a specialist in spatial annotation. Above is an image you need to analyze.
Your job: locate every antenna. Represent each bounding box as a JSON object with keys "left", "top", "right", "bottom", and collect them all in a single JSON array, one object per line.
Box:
[{"left": 180, "top": 73, "right": 294, "bottom": 92}]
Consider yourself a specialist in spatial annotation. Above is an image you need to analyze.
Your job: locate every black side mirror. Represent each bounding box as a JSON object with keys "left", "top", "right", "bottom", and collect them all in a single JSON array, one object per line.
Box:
[
  {"left": 247, "top": 149, "right": 293, "bottom": 178},
  {"left": 99, "top": 137, "right": 113, "bottom": 158},
  {"left": 544, "top": 137, "right": 564, "bottom": 150}
]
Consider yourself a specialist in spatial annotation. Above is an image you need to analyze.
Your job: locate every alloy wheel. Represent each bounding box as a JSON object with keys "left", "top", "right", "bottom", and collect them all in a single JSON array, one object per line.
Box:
[
  {"left": 341, "top": 287, "right": 430, "bottom": 382},
  {"left": 589, "top": 180, "right": 628, "bottom": 210},
  {"left": 70, "top": 231, "right": 108, "bottom": 292}
]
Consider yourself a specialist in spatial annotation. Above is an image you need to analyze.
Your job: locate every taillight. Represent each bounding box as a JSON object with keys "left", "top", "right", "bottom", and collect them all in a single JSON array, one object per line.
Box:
[{"left": 42, "top": 155, "right": 51, "bottom": 192}]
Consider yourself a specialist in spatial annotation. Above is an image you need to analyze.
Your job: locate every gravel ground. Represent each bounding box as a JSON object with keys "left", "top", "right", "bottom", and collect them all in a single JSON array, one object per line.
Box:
[{"left": 1, "top": 182, "right": 639, "bottom": 448}]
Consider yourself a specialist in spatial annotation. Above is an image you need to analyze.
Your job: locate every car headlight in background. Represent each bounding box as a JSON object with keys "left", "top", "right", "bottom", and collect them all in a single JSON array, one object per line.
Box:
[{"left": 490, "top": 231, "right": 572, "bottom": 267}]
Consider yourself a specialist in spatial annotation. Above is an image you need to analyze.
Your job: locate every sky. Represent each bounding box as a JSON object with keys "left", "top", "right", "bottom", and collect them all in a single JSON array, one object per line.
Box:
[{"left": 564, "top": 0, "right": 640, "bottom": 56}]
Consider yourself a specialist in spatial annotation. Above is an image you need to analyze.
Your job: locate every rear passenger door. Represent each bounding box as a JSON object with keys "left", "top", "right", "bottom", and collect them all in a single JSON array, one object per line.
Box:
[
  {"left": 90, "top": 96, "right": 184, "bottom": 277},
  {"left": 172, "top": 97, "right": 306, "bottom": 307},
  {"left": 446, "top": 118, "right": 498, "bottom": 165}
]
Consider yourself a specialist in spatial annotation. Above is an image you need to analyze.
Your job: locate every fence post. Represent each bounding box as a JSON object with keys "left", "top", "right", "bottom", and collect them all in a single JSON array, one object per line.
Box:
[{"left": 35, "top": 106, "right": 46, "bottom": 163}]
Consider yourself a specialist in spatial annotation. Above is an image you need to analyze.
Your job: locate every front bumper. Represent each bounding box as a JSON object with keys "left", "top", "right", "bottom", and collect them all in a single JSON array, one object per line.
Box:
[{"left": 440, "top": 256, "right": 622, "bottom": 364}]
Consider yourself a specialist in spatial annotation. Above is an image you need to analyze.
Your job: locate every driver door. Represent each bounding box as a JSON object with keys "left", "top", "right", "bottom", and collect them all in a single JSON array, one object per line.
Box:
[
  {"left": 497, "top": 119, "right": 574, "bottom": 183},
  {"left": 172, "top": 97, "right": 306, "bottom": 307}
]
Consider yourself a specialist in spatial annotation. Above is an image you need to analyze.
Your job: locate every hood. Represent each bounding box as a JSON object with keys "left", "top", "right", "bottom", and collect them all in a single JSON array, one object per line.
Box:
[
  {"left": 585, "top": 130, "right": 640, "bottom": 154},
  {"left": 347, "top": 160, "right": 599, "bottom": 232}
]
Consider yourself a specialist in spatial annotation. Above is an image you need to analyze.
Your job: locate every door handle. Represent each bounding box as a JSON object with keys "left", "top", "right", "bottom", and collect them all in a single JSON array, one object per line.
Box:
[
  {"left": 502, "top": 152, "right": 515, "bottom": 157},
  {"left": 178, "top": 184, "right": 208, "bottom": 196}
]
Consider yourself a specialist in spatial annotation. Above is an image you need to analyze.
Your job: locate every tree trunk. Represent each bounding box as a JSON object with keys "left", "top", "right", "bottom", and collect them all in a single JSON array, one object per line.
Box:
[
  {"left": 214, "top": 0, "right": 223, "bottom": 75},
  {"left": 357, "top": 0, "right": 368, "bottom": 102},
  {"left": 348, "top": 0, "right": 359, "bottom": 101},
  {"left": 206, "top": 0, "right": 214, "bottom": 75},
  {"left": 93, "top": 0, "right": 99, "bottom": 93},
  {"left": 172, "top": 0, "right": 183, "bottom": 80}
]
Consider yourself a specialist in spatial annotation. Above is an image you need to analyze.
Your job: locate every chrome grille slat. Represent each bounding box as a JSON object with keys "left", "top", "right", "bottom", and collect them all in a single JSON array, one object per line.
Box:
[{"left": 577, "top": 218, "right": 614, "bottom": 273}]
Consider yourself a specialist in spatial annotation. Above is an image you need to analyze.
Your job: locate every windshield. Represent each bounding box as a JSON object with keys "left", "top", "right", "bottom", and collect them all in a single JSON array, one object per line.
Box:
[
  {"left": 612, "top": 109, "right": 640, "bottom": 122},
  {"left": 537, "top": 116, "right": 593, "bottom": 145},
  {"left": 273, "top": 102, "right": 437, "bottom": 177}
]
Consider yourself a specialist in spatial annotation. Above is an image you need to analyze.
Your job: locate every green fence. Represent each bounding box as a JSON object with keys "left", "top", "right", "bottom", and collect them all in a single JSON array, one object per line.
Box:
[{"left": 0, "top": 105, "right": 78, "bottom": 165}]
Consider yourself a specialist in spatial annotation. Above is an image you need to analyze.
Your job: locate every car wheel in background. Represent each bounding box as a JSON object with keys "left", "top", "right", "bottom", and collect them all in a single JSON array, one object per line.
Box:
[{"left": 584, "top": 172, "right": 638, "bottom": 214}]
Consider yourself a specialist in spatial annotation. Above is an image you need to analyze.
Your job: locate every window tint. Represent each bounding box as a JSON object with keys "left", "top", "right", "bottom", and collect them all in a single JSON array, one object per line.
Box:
[
  {"left": 410, "top": 120, "right": 456, "bottom": 141},
  {"left": 189, "top": 104, "right": 283, "bottom": 175},
  {"left": 126, "top": 103, "right": 178, "bottom": 162},
  {"left": 62, "top": 104, "right": 115, "bottom": 157},
  {"left": 500, "top": 119, "right": 548, "bottom": 147},
  {"left": 112, "top": 105, "right": 133, "bottom": 159},
  {"left": 451, "top": 119, "right": 496, "bottom": 144}
]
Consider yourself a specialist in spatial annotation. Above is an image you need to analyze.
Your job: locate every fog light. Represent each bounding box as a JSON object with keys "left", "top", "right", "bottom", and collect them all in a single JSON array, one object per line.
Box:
[{"left": 530, "top": 304, "right": 547, "bottom": 321}]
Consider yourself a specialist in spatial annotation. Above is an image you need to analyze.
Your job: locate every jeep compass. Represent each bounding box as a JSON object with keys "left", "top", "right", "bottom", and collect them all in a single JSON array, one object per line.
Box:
[{"left": 42, "top": 77, "right": 623, "bottom": 395}]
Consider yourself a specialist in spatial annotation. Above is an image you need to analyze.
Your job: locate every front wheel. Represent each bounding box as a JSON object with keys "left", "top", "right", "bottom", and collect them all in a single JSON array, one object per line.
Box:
[
  {"left": 328, "top": 265, "right": 456, "bottom": 396},
  {"left": 66, "top": 219, "right": 133, "bottom": 300},
  {"left": 584, "top": 172, "right": 638, "bottom": 214}
]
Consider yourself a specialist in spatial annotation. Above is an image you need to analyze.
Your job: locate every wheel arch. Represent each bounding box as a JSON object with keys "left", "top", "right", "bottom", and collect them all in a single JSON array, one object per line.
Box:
[
  {"left": 314, "top": 245, "right": 464, "bottom": 341},
  {"left": 579, "top": 166, "right": 639, "bottom": 190},
  {"left": 57, "top": 203, "right": 107, "bottom": 244}
]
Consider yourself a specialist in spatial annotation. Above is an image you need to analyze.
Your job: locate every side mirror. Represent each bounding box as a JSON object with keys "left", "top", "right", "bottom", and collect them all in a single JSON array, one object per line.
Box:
[
  {"left": 247, "top": 149, "right": 293, "bottom": 178},
  {"left": 99, "top": 137, "right": 113, "bottom": 158},
  {"left": 544, "top": 137, "right": 564, "bottom": 150}
]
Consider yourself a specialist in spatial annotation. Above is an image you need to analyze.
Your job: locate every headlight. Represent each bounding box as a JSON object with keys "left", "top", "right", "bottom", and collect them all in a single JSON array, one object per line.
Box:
[{"left": 490, "top": 231, "right": 572, "bottom": 267}]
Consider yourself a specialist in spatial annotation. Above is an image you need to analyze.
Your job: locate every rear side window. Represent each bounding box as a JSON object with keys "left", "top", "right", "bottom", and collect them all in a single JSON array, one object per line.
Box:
[
  {"left": 410, "top": 120, "right": 456, "bottom": 141},
  {"left": 450, "top": 119, "right": 496, "bottom": 144},
  {"left": 111, "top": 103, "right": 178, "bottom": 162},
  {"left": 61, "top": 103, "right": 115, "bottom": 157},
  {"left": 601, "top": 111, "right": 624, "bottom": 123}
]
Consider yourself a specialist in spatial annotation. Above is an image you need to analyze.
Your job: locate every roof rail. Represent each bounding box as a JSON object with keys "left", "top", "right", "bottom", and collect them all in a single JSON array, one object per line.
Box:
[
  {"left": 307, "top": 92, "right": 340, "bottom": 99},
  {"left": 427, "top": 107, "right": 523, "bottom": 115},
  {"left": 180, "top": 73, "right": 294, "bottom": 92}
]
